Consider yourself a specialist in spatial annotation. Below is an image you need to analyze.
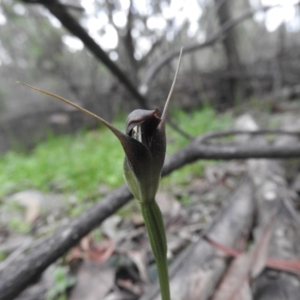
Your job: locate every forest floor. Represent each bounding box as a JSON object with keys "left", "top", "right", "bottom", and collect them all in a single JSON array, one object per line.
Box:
[{"left": 1, "top": 100, "right": 300, "bottom": 300}]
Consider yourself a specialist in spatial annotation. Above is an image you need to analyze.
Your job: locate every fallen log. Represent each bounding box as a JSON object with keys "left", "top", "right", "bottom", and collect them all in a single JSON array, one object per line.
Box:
[
  {"left": 1, "top": 123, "right": 300, "bottom": 299},
  {"left": 247, "top": 121, "right": 300, "bottom": 300},
  {"left": 141, "top": 179, "right": 255, "bottom": 300},
  {"left": 0, "top": 186, "right": 132, "bottom": 300},
  {"left": 143, "top": 114, "right": 300, "bottom": 300},
  {"left": 211, "top": 114, "right": 300, "bottom": 299}
]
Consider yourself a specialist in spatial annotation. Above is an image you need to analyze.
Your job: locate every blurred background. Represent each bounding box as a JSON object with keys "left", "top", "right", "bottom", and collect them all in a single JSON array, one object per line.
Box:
[
  {"left": 1, "top": 1, "right": 300, "bottom": 299},
  {"left": 1, "top": 0, "right": 299, "bottom": 152}
]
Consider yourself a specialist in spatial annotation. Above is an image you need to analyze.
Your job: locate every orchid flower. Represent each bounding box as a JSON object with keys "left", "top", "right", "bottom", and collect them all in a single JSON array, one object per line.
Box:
[{"left": 18, "top": 49, "right": 182, "bottom": 300}]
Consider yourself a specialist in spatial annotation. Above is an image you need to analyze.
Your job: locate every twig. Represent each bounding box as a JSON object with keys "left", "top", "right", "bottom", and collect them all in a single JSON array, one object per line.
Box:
[
  {"left": 1, "top": 129, "right": 300, "bottom": 299},
  {"left": 167, "top": 116, "right": 194, "bottom": 140},
  {"left": 163, "top": 128, "right": 300, "bottom": 145},
  {"left": 162, "top": 138, "right": 300, "bottom": 177},
  {"left": 198, "top": 129, "right": 300, "bottom": 144},
  {"left": 21, "top": 0, "right": 149, "bottom": 109},
  {"left": 0, "top": 239, "right": 33, "bottom": 272},
  {"left": 139, "top": 4, "right": 277, "bottom": 94},
  {"left": 0, "top": 186, "right": 132, "bottom": 300},
  {"left": 19, "top": 0, "right": 84, "bottom": 12}
]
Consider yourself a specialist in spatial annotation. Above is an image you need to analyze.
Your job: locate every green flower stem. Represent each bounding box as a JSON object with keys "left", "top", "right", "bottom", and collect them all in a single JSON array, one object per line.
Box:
[{"left": 140, "top": 201, "right": 170, "bottom": 300}]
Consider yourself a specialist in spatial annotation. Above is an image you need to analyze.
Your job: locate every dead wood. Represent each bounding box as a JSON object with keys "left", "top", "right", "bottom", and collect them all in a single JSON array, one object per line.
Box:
[
  {"left": 246, "top": 123, "right": 300, "bottom": 299},
  {"left": 204, "top": 115, "right": 300, "bottom": 299},
  {"left": 198, "top": 129, "right": 300, "bottom": 144},
  {"left": 0, "top": 186, "right": 132, "bottom": 300},
  {"left": 141, "top": 179, "right": 255, "bottom": 300},
  {"left": 1, "top": 122, "right": 300, "bottom": 299},
  {"left": 162, "top": 137, "right": 300, "bottom": 177},
  {"left": 0, "top": 127, "right": 300, "bottom": 300},
  {"left": 143, "top": 116, "right": 300, "bottom": 300}
]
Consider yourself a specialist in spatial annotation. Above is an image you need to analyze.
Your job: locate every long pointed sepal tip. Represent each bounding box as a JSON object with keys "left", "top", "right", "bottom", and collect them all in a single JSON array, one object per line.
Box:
[
  {"left": 161, "top": 48, "right": 183, "bottom": 124},
  {"left": 17, "top": 81, "right": 126, "bottom": 141}
]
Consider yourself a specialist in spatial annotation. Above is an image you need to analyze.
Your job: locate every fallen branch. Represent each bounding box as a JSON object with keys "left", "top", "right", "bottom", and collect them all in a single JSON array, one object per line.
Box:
[
  {"left": 141, "top": 117, "right": 300, "bottom": 300},
  {"left": 141, "top": 179, "right": 255, "bottom": 300},
  {"left": 0, "top": 186, "right": 132, "bottom": 300},
  {"left": 1, "top": 127, "right": 300, "bottom": 299},
  {"left": 246, "top": 121, "right": 300, "bottom": 299},
  {"left": 163, "top": 137, "right": 300, "bottom": 176},
  {"left": 197, "top": 129, "right": 300, "bottom": 144}
]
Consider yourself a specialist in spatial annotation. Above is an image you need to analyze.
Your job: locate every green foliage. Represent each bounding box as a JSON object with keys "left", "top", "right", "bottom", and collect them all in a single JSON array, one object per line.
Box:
[
  {"left": 164, "top": 106, "right": 232, "bottom": 187},
  {"left": 0, "top": 88, "right": 5, "bottom": 111},
  {"left": 0, "top": 251, "right": 7, "bottom": 262},
  {"left": 46, "top": 266, "right": 76, "bottom": 300},
  {"left": 1, "top": 199, "right": 31, "bottom": 234},
  {"left": 177, "top": 192, "right": 193, "bottom": 206},
  {"left": 0, "top": 121, "right": 125, "bottom": 201},
  {"left": 0, "top": 108, "right": 232, "bottom": 204},
  {"left": 168, "top": 106, "right": 232, "bottom": 149},
  {"left": 8, "top": 218, "right": 31, "bottom": 234}
]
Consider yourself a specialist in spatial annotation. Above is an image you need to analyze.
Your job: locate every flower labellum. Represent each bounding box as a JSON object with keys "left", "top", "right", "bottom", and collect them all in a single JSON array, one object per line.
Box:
[
  {"left": 123, "top": 50, "right": 182, "bottom": 203},
  {"left": 124, "top": 108, "right": 165, "bottom": 203}
]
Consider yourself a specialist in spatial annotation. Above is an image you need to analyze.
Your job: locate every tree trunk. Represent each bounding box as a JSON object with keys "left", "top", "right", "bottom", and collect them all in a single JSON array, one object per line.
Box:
[{"left": 214, "top": 0, "right": 243, "bottom": 107}]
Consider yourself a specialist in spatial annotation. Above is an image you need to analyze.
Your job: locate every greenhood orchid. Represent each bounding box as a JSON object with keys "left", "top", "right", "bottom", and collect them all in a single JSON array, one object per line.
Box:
[
  {"left": 124, "top": 108, "right": 165, "bottom": 203},
  {"left": 18, "top": 49, "right": 182, "bottom": 300}
]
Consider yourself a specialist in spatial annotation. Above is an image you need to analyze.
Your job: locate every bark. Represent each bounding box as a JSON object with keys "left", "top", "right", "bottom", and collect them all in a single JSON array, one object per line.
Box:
[
  {"left": 141, "top": 115, "right": 300, "bottom": 300},
  {"left": 141, "top": 179, "right": 254, "bottom": 300},
  {"left": 1, "top": 122, "right": 300, "bottom": 298},
  {"left": 162, "top": 138, "right": 300, "bottom": 177},
  {"left": 122, "top": 0, "right": 139, "bottom": 80},
  {"left": 214, "top": 0, "right": 243, "bottom": 106},
  {"left": 246, "top": 126, "right": 300, "bottom": 299},
  {"left": 0, "top": 186, "right": 132, "bottom": 300},
  {"left": 21, "top": 0, "right": 149, "bottom": 109}
]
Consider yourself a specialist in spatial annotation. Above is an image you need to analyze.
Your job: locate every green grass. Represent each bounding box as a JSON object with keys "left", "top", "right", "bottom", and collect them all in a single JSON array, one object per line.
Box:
[
  {"left": 46, "top": 266, "right": 76, "bottom": 300},
  {"left": 0, "top": 107, "right": 232, "bottom": 206},
  {"left": 0, "top": 120, "right": 125, "bottom": 202},
  {"left": 164, "top": 106, "right": 232, "bottom": 187}
]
